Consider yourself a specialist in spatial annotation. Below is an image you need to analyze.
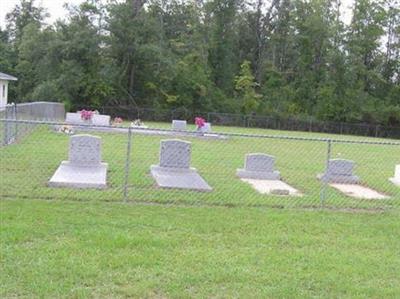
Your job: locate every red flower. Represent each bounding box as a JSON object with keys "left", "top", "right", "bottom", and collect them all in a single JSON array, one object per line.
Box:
[{"left": 195, "top": 117, "right": 206, "bottom": 128}]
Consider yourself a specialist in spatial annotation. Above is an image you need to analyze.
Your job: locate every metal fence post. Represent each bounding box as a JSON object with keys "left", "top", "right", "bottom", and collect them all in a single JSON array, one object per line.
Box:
[
  {"left": 3, "top": 104, "right": 8, "bottom": 145},
  {"left": 375, "top": 125, "right": 380, "bottom": 138},
  {"left": 123, "top": 126, "right": 133, "bottom": 202},
  {"left": 14, "top": 103, "right": 18, "bottom": 141},
  {"left": 320, "top": 139, "right": 332, "bottom": 207}
]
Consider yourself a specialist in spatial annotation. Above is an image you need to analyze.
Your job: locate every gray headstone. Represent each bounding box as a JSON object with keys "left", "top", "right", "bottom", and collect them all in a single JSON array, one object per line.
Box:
[
  {"left": 389, "top": 164, "right": 400, "bottom": 186},
  {"left": 237, "top": 153, "right": 280, "bottom": 180},
  {"left": 319, "top": 159, "right": 360, "bottom": 184},
  {"left": 245, "top": 154, "right": 275, "bottom": 172},
  {"left": 327, "top": 159, "right": 354, "bottom": 176},
  {"left": 159, "top": 139, "right": 191, "bottom": 169},
  {"left": 150, "top": 139, "right": 212, "bottom": 191},
  {"left": 200, "top": 122, "right": 212, "bottom": 133},
  {"left": 394, "top": 165, "right": 400, "bottom": 180},
  {"left": 172, "top": 120, "right": 187, "bottom": 131},
  {"left": 92, "top": 114, "right": 110, "bottom": 126},
  {"left": 66, "top": 112, "right": 85, "bottom": 124},
  {"left": 69, "top": 135, "right": 102, "bottom": 166}
]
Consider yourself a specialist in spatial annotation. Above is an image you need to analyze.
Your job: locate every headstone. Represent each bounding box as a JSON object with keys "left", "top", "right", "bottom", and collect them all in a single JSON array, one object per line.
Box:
[
  {"left": 236, "top": 153, "right": 280, "bottom": 180},
  {"left": 69, "top": 135, "right": 102, "bottom": 166},
  {"left": 65, "top": 112, "right": 111, "bottom": 126},
  {"left": 200, "top": 122, "right": 212, "bottom": 133},
  {"left": 389, "top": 164, "right": 400, "bottom": 186},
  {"left": 150, "top": 139, "right": 212, "bottom": 191},
  {"left": 159, "top": 139, "right": 191, "bottom": 169},
  {"left": 92, "top": 114, "right": 110, "bottom": 126},
  {"left": 318, "top": 159, "right": 360, "bottom": 184},
  {"left": 65, "top": 112, "right": 85, "bottom": 125},
  {"left": 48, "top": 134, "right": 108, "bottom": 189},
  {"left": 172, "top": 120, "right": 187, "bottom": 131}
]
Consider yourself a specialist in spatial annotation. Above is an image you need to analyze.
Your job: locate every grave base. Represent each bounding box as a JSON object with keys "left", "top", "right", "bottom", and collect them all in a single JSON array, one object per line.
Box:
[
  {"left": 241, "top": 178, "right": 301, "bottom": 196},
  {"left": 237, "top": 169, "right": 280, "bottom": 180},
  {"left": 389, "top": 177, "right": 400, "bottom": 187},
  {"left": 150, "top": 165, "right": 212, "bottom": 191},
  {"left": 330, "top": 183, "right": 388, "bottom": 199},
  {"left": 48, "top": 161, "right": 108, "bottom": 189},
  {"left": 318, "top": 173, "right": 360, "bottom": 184}
]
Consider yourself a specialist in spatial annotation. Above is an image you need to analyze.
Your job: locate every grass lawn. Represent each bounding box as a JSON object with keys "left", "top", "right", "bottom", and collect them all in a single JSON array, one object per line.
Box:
[{"left": 1, "top": 199, "right": 400, "bottom": 298}]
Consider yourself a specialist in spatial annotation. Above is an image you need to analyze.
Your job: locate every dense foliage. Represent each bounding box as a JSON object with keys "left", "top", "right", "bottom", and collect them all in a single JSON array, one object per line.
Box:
[{"left": 0, "top": 0, "right": 399, "bottom": 125}]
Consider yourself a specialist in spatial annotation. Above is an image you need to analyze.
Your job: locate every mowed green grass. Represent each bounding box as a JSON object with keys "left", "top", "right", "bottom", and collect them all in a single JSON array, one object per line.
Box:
[
  {"left": 1, "top": 199, "right": 400, "bottom": 298},
  {"left": 0, "top": 122, "right": 399, "bottom": 209}
]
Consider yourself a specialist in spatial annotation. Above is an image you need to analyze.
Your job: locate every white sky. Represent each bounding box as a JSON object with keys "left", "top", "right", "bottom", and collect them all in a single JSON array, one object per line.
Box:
[{"left": 0, "top": 0, "right": 355, "bottom": 30}]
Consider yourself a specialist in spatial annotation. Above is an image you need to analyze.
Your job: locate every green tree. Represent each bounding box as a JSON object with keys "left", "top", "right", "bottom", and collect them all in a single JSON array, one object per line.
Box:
[{"left": 235, "top": 60, "right": 261, "bottom": 114}]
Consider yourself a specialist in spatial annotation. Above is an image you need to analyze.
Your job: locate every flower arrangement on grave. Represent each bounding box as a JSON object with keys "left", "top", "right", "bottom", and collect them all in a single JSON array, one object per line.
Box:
[
  {"left": 195, "top": 117, "right": 205, "bottom": 131},
  {"left": 80, "top": 109, "right": 95, "bottom": 121},
  {"left": 131, "top": 119, "right": 147, "bottom": 128},
  {"left": 113, "top": 117, "right": 123, "bottom": 126},
  {"left": 58, "top": 125, "right": 74, "bottom": 135}
]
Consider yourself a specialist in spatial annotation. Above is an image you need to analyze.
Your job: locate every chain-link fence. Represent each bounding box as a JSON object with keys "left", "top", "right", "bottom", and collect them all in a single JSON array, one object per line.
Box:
[
  {"left": 73, "top": 105, "right": 400, "bottom": 139},
  {"left": 1, "top": 118, "right": 399, "bottom": 211}
]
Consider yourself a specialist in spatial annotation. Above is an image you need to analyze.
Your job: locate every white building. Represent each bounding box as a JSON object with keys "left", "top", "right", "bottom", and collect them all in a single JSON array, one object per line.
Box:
[{"left": 0, "top": 72, "right": 18, "bottom": 107}]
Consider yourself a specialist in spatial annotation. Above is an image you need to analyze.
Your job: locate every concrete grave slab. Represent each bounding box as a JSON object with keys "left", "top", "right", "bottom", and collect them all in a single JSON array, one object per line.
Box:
[
  {"left": 172, "top": 120, "right": 187, "bottom": 131},
  {"left": 151, "top": 166, "right": 212, "bottom": 191},
  {"left": 318, "top": 159, "right": 360, "bottom": 184},
  {"left": 237, "top": 153, "right": 280, "bottom": 180},
  {"left": 330, "top": 184, "right": 389, "bottom": 200},
  {"left": 49, "top": 134, "right": 108, "bottom": 189},
  {"left": 48, "top": 162, "right": 107, "bottom": 189},
  {"left": 150, "top": 139, "right": 212, "bottom": 191},
  {"left": 389, "top": 165, "right": 400, "bottom": 186},
  {"left": 242, "top": 179, "right": 302, "bottom": 196}
]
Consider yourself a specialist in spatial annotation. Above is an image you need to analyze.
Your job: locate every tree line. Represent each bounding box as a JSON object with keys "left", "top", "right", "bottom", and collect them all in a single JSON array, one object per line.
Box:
[{"left": 0, "top": 0, "right": 399, "bottom": 126}]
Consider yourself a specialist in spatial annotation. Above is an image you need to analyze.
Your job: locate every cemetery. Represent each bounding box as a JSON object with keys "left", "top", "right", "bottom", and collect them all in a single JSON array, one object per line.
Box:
[
  {"left": 1, "top": 108, "right": 399, "bottom": 209},
  {"left": 2, "top": 0, "right": 400, "bottom": 296}
]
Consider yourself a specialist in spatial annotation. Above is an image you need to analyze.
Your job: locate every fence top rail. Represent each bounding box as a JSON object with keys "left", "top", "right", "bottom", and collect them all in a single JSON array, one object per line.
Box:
[{"left": 2, "top": 118, "right": 400, "bottom": 146}]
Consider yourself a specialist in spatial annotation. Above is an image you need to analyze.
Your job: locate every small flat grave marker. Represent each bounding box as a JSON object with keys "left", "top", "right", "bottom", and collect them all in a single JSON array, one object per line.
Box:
[
  {"left": 172, "top": 120, "right": 187, "bottom": 131},
  {"left": 199, "top": 122, "right": 212, "bottom": 133}
]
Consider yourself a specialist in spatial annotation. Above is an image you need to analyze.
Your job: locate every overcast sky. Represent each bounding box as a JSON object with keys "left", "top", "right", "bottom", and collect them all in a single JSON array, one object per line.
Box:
[{"left": 0, "top": 0, "right": 355, "bottom": 29}]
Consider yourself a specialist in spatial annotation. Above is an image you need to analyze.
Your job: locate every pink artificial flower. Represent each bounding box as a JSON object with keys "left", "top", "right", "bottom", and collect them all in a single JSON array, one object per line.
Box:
[
  {"left": 80, "top": 109, "right": 94, "bottom": 121},
  {"left": 195, "top": 117, "right": 206, "bottom": 128},
  {"left": 114, "top": 117, "right": 123, "bottom": 123}
]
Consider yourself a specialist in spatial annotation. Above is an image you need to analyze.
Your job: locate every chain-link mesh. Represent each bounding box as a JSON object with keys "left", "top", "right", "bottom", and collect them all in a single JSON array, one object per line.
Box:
[{"left": 1, "top": 119, "right": 399, "bottom": 210}]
